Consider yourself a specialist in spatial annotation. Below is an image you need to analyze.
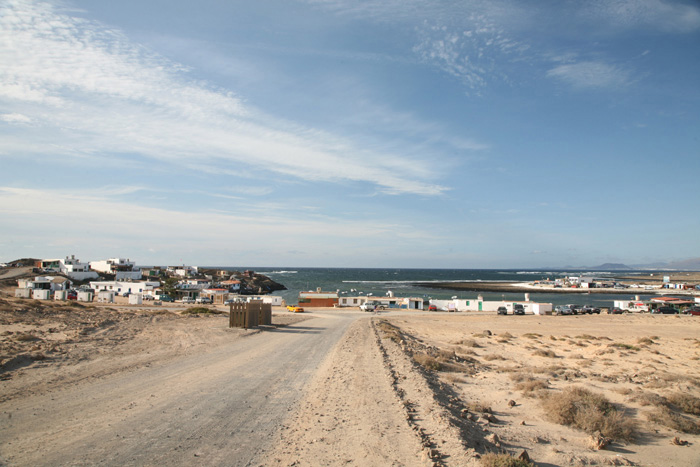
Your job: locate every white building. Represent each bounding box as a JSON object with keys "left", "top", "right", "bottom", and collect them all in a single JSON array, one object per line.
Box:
[
  {"left": 168, "top": 265, "right": 199, "bottom": 277},
  {"left": 17, "top": 276, "right": 72, "bottom": 292},
  {"left": 89, "top": 280, "right": 160, "bottom": 295},
  {"left": 245, "top": 295, "right": 284, "bottom": 306},
  {"left": 338, "top": 295, "right": 424, "bottom": 310},
  {"left": 59, "top": 255, "right": 99, "bottom": 280},
  {"left": 429, "top": 294, "right": 552, "bottom": 315},
  {"left": 90, "top": 258, "right": 142, "bottom": 280}
]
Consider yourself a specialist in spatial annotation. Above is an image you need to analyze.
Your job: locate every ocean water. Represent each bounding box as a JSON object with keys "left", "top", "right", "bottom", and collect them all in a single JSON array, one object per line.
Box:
[{"left": 221, "top": 267, "right": 662, "bottom": 307}]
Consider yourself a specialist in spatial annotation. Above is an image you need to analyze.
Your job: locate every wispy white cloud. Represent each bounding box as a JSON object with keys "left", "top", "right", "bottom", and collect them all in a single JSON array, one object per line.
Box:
[
  {"left": 308, "top": 0, "right": 530, "bottom": 92},
  {"left": 0, "top": 186, "right": 440, "bottom": 259},
  {"left": 546, "top": 61, "right": 632, "bottom": 89},
  {"left": 0, "top": 113, "right": 32, "bottom": 124},
  {"left": 585, "top": 0, "right": 700, "bottom": 33},
  {"left": 0, "top": 0, "right": 449, "bottom": 196}
]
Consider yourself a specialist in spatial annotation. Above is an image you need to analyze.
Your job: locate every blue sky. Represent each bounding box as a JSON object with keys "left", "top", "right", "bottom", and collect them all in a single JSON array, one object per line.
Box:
[{"left": 1, "top": 0, "right": 699, "bottom": 268}]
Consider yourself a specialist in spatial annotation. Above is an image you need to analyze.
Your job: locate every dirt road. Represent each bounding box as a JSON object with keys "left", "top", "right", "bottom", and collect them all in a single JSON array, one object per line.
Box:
[{"left": 0, "top": 311, "right": 357, "bottom": 466}]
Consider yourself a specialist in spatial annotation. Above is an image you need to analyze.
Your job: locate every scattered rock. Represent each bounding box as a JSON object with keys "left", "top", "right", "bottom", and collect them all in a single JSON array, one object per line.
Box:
[
  {"left": 518, "top": 450, "right": 530, "bottom": 462},
  {"left": 484, "top": 330, "right": 492, "bottom": 336},
  {"left": 520, "top": 420, "right": 526, "bottom": 425},
  {"left": 671, "top": 437, "right": 688, "bottom": 446},
  {"left": 485, "top": 433, "right": 500, "bottom": 446},
  {"left": 508, "top": 399, "right": 516, "bottom": 407},
  {"left": 589, "top": 431, "right": 612, "bottom": 450}
]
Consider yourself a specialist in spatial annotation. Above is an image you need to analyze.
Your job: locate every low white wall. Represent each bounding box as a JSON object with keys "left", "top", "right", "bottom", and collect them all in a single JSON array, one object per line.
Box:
[
  {"left": 15, "top": 288, "right": 31, "bottom": 298},
  {"left": 32, "top": 289, "right": 50, "bottom": 300}
]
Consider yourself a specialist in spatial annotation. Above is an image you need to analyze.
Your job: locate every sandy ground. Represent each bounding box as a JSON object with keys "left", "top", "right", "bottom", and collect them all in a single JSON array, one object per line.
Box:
[{"left": 2, "top": 289, "right": 700, "bottom": 466}]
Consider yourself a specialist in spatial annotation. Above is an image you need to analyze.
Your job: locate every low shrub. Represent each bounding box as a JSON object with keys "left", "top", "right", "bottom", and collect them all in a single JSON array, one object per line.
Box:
[
  {"left": 533, "top": 349, "right": 558, "bottom": 358},
  {"left": 376, "top": 321, "right": 402, "bottom": 343},
  {"left": 467, "top": 401, "right": 492, "bottom": 413},
  {"left": 542, "top": 386, "right": 636, "bottom": 441},
  {"left": 414, "top": 353, "right": 442, "bottom": 371},
  {"left": 610, "top": 343, "right": 640, "bottom": 351},
  {"left": 515, "top": 378, "right": 549, "bottom": 394},
  {"left": 523, "top": 333, "right": 542, "bottom": 339},
  {"left": 182, "top": 307, "right": 224, "bottom": 314},
  {"left": 14, "top": 333, "right": 40, "bottom": 342},
  {"left": 458, "top": 338, "right": 481, "bottom": 348},
  {"left": 483, "top": 354, "right": 506, "bottom": 361},
  {"left": 646, "top": 407, "right": 700, "bottom": 434},
  {"left": 668, "top": 393, "right": 700, "bottom": 416},
  {"left": 480, "top": 453, "right": 533, "bottom": 467}
]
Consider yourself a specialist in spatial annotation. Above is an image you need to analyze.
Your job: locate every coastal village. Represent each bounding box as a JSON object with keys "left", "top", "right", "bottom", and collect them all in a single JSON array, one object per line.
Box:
[
  {"left": 5, "top": 255, "right": 286, "bottom": 306},
  {"left": 4, "top": 255, "right": 700, "bottom": 315}
]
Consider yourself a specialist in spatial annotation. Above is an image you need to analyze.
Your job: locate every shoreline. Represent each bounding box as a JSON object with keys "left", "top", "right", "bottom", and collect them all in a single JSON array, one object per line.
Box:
[{"left": 415, "top": 281, "right": 700, "bottom": 296}]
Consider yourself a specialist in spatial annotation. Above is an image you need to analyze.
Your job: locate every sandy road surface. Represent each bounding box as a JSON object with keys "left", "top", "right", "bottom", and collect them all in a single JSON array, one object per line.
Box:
[{"left": 0, "top": 311, "right": 357, "bottom": 466}]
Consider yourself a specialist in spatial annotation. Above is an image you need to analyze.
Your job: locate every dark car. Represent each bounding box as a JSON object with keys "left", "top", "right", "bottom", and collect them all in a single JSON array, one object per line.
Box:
[
  {"left": 609, "top": 307, "right": 624, "bottom": 314},
  {"left": 581, "top": 305, "right": 601, "bottom": 314},
  {"left": 652, "top": 306, "right": 678, "bottom": 314},
  {"left": 683, "top": 306, "right": 700, "bottom": 316},
  {"left": 513, "top": 304, "right": 525, "bottom": 315},
  {"left": 497, "top": 306, "right": 508, "bottom": 315},
  {"left": 159, "top": 295, "right": 175, "bottom": 302}
]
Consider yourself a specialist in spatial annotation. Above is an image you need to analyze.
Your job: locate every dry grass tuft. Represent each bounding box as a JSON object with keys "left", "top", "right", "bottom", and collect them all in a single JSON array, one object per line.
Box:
[
  {"left": 514, "top": 378, "right": 549, "bottom": 395},
  {"left": 467, "top": 401, "right": 492, "bottom": 413},
  {"left": 637, "top": 337, "right": 655, "bottom": 345},
  {"left": 667, "top": 393, "right": 700, "bottom": 416},
  {"left": 610, "top": 343, "right": 641, "bottom": 351},
  {"left": 646, "top": 407, "right": 700, "bottom": 434},
  {"left": 542, "top": 386, "right": 636, "bottom": 441},
  {"left": 413, "top": 352, "right": 442, "bottom": 371},
  {"left": 575, "top": 334, "right": 597, "bottom": 340},
  {"left": 182, "top": 307, "right": 225, "bottom": 314},
  {"left": 482, "top": 354, "right": 506, "bottom": 361},
  {"left": 533, "top": 349, "right": 558, "bottom": 358},
  {"left": 480, "top": 453, "right": 534, "bottom": 467},
  {"left": 376, "top": 320, "right": 403, "bottom": 343},
  {"left": 522, "top": 333, "right": 542, "bottom": 339},
  {"left": 14, "top": 333, "right": 41, "bottom": 342},
  {"left": 443, "top": 373, "right": 466, "bottom": 384},
  {"left": 457, "top": 338, "right": 482, "bottom": 348}
]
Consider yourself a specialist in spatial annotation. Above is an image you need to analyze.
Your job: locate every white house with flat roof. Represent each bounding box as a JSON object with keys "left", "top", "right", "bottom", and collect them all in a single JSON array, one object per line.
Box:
[
  {"left": 89, "top": 280, "right": 160, "bottom": 295},
  {"left": 90, "top": 258, "right": 142, "bottom": 280}
]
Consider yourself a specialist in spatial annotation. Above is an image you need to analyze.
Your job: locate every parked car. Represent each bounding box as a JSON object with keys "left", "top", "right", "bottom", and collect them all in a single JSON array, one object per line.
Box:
[
  {"left": 67, "top": 291, "right": 77, "bottom": 300},
  {"left": 609, "top": 307, "right": 624, "bottom": 314},
  {"left": 224, "top": 298, "right": 243, "bottom": 305},
  {"left": 581, "top": 305, "right": 601, "bottom": 314},
  {"left": 159, "top": 295, "right": 175, "bottom": 302},
  {"left": 513, "top": 304, "right": 525, "bottom": 315},
  {"left": 361, "top": 301, "right": 386, "bottom": 312},
  {"left": 651, "top": 306, "right": 678, "bottom": 314},
  {"left": 287, "top": 305, "right": 304, "bottom": 313},
  {"left": 555, "top": 305, "right": 573, "bottom": 315},
  {"left": 497, "top": 306, "right": 508, "bottom": 315},
  {"left": 571, "top": 305, "right": 583, "bottom": 315},
  {"left": 428, "top": 304, "right": 438, "bottom": 311},
  {"left": 181, "top": 297, "right": 195, "bottom": 304},
  {"left": 196, "top": 297, "right": 212, "bottom": 304},
  {"left": 684, "top": 306, "right": 700, "bottom": 316}
]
